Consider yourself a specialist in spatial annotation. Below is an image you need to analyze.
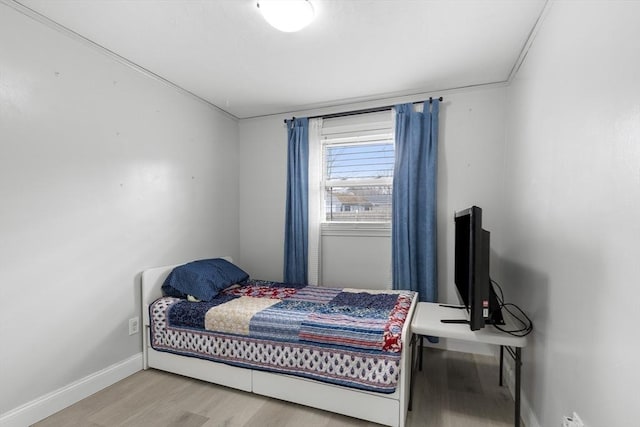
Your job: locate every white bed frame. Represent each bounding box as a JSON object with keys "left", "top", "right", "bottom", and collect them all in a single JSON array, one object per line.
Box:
[{"left": 141, "top": 258, "right": 417, "bottom": 427}]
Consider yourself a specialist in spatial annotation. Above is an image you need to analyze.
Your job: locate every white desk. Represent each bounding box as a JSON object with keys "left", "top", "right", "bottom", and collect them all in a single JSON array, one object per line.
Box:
[{"left": 410, "top": 302, "right": 528, "bottom": 427}]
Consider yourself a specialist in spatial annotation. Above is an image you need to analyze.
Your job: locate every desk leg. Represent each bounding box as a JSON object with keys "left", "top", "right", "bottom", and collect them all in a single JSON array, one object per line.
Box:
[
  {"left": 515, "top": 347, "right": 521, "bottom": 427},
  {"left": 408, "top": 334, "right": 417, "bottom": 411},
  {"left": 499, "top": 345, "right": 504, "bottom": 386},
  {"left": 419, "top": 336, "right": 424, "bottom": 371}
]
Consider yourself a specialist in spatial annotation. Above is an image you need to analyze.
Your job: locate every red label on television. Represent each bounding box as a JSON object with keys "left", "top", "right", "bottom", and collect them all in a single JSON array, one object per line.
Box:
[{"left": 482, "top": 300, "right": 489, "bottom": 307}]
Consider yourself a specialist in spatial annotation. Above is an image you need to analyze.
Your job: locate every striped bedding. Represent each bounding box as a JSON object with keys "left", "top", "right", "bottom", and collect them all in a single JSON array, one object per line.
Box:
[{"left": 149, "top": 279, "right": 415, "bottom": 393}]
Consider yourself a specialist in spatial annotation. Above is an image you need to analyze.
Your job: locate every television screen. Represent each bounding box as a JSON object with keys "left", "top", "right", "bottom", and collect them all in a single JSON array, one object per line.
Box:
[{"left": 454, "top": 206, "right": 504, "bottom": 330}]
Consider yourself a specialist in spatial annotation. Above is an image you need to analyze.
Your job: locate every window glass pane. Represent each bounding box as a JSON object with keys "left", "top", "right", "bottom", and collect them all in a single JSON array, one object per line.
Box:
[
  {"left": 325, "top": 142, "right": 394, "bottom": 181},
  {"left": 325, "top": 186, "right": 392, "bottom": 222}
]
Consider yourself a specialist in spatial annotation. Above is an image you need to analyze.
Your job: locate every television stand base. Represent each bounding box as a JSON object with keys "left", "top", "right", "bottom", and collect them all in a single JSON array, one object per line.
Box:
[
  {"left": 438, "top": 304, "right": 465, "bottom": 309},
  {"left": 440, "top": 319, "right": 470, "bottom": 324}
]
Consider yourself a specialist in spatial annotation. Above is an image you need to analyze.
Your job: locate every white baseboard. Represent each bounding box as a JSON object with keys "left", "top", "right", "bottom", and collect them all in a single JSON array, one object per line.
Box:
[{"left": 0, "top": 353, "right": 143, "bottom": 427}]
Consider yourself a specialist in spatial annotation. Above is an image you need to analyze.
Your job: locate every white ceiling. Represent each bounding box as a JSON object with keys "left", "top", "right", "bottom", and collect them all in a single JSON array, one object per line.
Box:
[{"left": 16, "top": 0, "right": 547, "bottom": 119}]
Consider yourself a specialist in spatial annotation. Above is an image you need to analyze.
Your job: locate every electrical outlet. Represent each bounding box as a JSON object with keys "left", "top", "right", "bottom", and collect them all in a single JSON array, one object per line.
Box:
[{"left": 128, "top": 317, "right": 139, "bottom": 335}]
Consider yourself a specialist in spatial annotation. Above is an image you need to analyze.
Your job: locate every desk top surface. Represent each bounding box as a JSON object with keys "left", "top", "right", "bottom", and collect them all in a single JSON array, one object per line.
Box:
[{"left": 411, "top": 302, "right": 528, "bottom": 348}]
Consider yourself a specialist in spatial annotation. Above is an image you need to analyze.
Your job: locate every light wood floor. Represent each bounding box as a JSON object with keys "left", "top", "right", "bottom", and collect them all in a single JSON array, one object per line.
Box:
[{"left": 33, "top": 349, "right": 514, "bottom": 427}]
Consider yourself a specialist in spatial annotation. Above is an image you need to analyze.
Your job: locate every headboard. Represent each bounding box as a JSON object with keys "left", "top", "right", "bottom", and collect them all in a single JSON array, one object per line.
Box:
[
  {"left": 140, "top": 257, "right": 233, "bottom": 368},
  {"left": 141, "top": 256, "right": 233, "bottom": 328}
]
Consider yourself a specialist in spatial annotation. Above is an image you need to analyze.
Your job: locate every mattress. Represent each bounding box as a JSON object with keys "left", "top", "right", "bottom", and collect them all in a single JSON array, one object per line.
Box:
[{"left": 149, "top": 280, "right": 415, "bottom": 393}]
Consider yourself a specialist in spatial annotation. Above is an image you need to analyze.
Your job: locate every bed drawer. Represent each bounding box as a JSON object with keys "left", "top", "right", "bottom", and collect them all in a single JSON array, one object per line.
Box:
[
  {"left": 252, "top": 370, "right": 400, "bottom": 427},
  {"left": 148, "top": 349, "right": 252, "bottom": 392}
]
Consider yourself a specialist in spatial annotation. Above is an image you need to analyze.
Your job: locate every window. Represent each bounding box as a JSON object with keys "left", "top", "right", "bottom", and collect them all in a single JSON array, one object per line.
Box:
[
  {"left": 319, "top": 111, "right": 395, "bottom": 224},
  {"left": 307, "top": 111, "right": 394, "bottom": 286}
]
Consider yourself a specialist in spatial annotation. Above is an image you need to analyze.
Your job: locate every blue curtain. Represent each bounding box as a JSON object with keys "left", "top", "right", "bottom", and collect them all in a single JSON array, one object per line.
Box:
[
  {"left": 283, "top": 118, "right": 309, "bottom": 284},
  {"left": 392, "top": 100, "right": 439, "bottom": 303}
]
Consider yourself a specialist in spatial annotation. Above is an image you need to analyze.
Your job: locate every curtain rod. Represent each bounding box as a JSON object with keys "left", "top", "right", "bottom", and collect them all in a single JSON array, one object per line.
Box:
[{"left": 283, "top": 96, "right": 443, "bottom": 123}]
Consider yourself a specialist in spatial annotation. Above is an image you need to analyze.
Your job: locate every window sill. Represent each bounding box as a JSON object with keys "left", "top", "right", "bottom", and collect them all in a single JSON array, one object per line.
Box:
[{"left": 320, "top": 222, "right": 391, "bottom": 237}]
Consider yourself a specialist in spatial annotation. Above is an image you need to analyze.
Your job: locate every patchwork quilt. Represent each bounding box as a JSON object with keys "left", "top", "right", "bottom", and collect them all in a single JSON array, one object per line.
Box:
[{"left": 150, "top": 280, "right": 415, "bottom": 393}]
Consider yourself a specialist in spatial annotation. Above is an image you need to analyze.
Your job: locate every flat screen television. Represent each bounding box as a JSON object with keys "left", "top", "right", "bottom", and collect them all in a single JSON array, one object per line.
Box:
[{"left": 453, "top": 206, "right": 504, "bottom": 330}]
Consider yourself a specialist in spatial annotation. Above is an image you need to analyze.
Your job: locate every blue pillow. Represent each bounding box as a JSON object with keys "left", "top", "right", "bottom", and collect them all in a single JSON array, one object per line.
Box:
[{"left": 162, "top": 258, "right": 249, "bottom": 302}]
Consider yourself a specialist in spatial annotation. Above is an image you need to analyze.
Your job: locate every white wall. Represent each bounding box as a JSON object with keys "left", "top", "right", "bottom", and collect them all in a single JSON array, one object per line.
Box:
[
  {"left": 498, "top": 1, "right": 640, "bottom": 426},
  {"left": 238, "top": 85, "right": 507, "bottom": 301},
  {"left": 237, "top": 115, "right": 287, "bottom": 282},
  {"left": 0, "top": 4, "right": 239, "bottom": 417},
  {"left": 321, "top": 231, "right": 392, "bottom": 289}
]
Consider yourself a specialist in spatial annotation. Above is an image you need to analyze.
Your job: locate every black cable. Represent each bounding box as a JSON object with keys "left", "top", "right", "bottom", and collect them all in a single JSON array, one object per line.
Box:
[
  {"left": 490, "top": 279, "right": 533, "bottom": 337},
  {"left": 492, "top": 282, "right": 528, "bottom": 331}
]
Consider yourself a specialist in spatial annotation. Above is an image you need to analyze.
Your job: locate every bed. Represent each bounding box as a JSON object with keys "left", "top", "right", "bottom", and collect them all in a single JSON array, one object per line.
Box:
[{"left": 141, "top": 257, "right": 417, "bottom": 427}]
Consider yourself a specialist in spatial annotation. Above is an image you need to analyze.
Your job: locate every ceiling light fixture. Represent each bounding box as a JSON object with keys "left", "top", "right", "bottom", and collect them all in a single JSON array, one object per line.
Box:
[{"left": 257, "top": 0, "right": 315, "bottom": 33}]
